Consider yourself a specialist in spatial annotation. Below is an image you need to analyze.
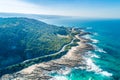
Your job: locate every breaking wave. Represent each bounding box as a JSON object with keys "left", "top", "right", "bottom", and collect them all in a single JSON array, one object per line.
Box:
[
  {"left": 84, "top": 57, "right": 112, "bottom": 77},
  {"left": 91, "top": 39, "right": 99, "bottom": 43},
  {"left": 85, "top": 51, "right": 100, "bottom": 58},
  {"left": 81, "top": 32, "right": 112, "bottom": 77},
  {"left": 92, "top": 44, "right": 107, "bottom": 53},
  {"left": 50, "top": 67, "right": 71, "bottom": 80},
  {"left": 82, "top": 34, "right": 91, "bottom": 39},
  {"left": 50, "top": 75, "right": 68, "bottom": 80}
]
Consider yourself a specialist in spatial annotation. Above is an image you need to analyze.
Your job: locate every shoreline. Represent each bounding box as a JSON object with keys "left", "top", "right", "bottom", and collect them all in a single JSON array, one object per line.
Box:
[{"left": 1, "top": 30, "right": 94, "bottom": 80}]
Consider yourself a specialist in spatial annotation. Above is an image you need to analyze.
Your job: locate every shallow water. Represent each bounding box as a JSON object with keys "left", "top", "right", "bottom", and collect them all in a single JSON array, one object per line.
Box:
[{"left": 44, "top": 19, "right": 120, "bottom": 80}]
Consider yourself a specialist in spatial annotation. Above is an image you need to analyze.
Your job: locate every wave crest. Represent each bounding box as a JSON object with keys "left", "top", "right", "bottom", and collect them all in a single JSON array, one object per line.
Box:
[
  {"left": 50, "top": 76, "right": 68, "bottom": 80},
  {"left": 84, "top": 57, "right": 112, "bottom": 77}
]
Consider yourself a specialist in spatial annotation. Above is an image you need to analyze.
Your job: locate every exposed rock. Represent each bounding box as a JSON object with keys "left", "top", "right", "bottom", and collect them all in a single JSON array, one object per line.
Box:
[{"left": 1, "top": 31, "right": 94, "bottom": 80}]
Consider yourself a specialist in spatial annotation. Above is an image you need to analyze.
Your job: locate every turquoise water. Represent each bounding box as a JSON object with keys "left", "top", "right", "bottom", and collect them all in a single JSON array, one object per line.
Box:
[{"left": 43, "top": 19, "right": 120, "bottom": 80}]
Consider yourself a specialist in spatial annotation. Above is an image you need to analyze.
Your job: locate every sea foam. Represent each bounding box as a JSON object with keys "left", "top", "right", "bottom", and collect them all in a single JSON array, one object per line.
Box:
[
  {"left": 80, "top": 30, "right": 112, "bottom": 77},
  {"left": 84, "top": 57, "right": 112, "bottom": 77},
  {"left": 82, "top": 32, "right": 111, "bottom": 76},
  {"left": 82, "top": 34, "right": 91, "bottom": 39},
  {"left": 50, "top": 67, "right": 71, "bottom": 80},
  {"left": 85, "top": 51, "right": 100, "bottom": 58},
  {"left": 89, "top": 43, "right": 107, "bottom": 53},
  {"left": 57, "top": 67, "right": 71, "bottom": 75},
  {"left": 82, "top": 34, "right": 99, "bottom": 44},
  {"left": 50, "top": 76, "right": 68, "bottom": 80},
  {"left": 86, "top": 51, "right": 100, "bottom": 58},
  {"left": 91, "top": 39, "right": 99, "bottom": 43}
]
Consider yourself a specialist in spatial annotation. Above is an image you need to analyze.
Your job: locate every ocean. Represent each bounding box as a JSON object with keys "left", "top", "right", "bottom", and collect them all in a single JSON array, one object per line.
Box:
[{"left": 42, "top": 18, "right": 120, "bottom": 80}]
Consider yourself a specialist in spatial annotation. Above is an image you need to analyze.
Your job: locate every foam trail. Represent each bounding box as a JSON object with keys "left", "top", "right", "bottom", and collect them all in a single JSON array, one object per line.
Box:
[
  {"left": 85, "top": 51, "right": 100, "bottom": 58},
  {"left": 91, "top": 39, "right": 99, "bottom": 43},
  {"left": 90, "top": 44, "right": 107, "bottom": 53},
  {"left": 81, "top": 31, "right": 112, "bottom": 77},
  {"left": 50, "top": 76, "right": 68, "bottom": 80},
  {"left": 57, "top": 67, "right": 71, "bottom": 75},
  {"left": 84, "top": 57, "right": 112, "bottom": 77},
  {"left": 82, "top": 33, "right": 99, "bottom": 44},
  {"left": 90, "top": 53, "right": 100, "bottom": 58},
  {"left": 82, "top": 34, "right": 91, "bottom": 39},
  {"left": 50, "top": 67, "right": 71, "bottom": 80}
]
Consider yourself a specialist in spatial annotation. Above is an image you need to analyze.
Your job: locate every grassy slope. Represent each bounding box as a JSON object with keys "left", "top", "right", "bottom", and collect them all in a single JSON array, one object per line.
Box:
[{"left": 0, "top": 18, "right": 72, "bottom": 69}]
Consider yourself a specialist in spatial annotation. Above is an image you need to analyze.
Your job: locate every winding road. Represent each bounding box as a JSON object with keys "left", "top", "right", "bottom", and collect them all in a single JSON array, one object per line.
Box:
[{"left": 23, "top": 37, "right": 76, "bottom": 63}]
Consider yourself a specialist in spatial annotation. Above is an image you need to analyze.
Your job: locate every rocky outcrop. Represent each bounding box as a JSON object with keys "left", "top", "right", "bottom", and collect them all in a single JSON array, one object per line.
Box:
[{"left": 1, "top": 32, "right": 94, "bottom": 80}]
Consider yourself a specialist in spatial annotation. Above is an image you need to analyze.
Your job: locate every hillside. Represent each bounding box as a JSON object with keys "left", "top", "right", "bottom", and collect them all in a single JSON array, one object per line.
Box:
[{"left": 0, "top": 17, "right": 72, "bottom": 70}]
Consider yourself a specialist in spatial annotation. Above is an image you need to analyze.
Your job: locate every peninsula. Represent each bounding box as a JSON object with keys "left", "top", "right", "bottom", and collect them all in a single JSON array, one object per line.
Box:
[{"left": 0, "top": 18, "right": 93, "bottom": 80}]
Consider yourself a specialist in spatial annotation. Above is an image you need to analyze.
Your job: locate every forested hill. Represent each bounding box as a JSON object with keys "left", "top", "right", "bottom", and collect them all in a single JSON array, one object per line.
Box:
[{"left": 0, "top": 17, "right": 72, "bottom": 69}]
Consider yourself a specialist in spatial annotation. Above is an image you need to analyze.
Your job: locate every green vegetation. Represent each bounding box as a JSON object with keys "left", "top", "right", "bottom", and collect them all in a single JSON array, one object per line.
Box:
[
  {"left": 65, "top": 38, "right": 80, "bottom": 51},
  {"left": 71, "top": 28, "right": 81, "bottom": 36},
  {"left": 0, "top": 18, "right": 83, "bottom": 77},
  {"left": 0, "top": 17, "right": 72, "bottom": 70}
]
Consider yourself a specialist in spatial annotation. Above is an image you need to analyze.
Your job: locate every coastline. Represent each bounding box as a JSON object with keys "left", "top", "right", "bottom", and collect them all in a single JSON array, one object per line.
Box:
[{"left": 1, "top": 29, "right": 94, "bottom": 80}]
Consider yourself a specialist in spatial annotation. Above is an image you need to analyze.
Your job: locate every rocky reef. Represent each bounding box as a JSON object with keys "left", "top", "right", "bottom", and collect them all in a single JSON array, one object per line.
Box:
[{"left": 1, "top": 29, "right": 94, "bottom": 80}]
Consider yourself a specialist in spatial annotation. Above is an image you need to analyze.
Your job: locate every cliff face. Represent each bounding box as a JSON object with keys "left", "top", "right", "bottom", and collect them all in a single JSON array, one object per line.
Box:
[{"left": 0, "top": 18, "right": 71, "bottom": 70}]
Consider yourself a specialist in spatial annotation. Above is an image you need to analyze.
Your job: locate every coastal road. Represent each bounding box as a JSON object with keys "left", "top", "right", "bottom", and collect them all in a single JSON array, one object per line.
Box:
[{"left": 23, "top": 37, "right": 76, "bottom": 63}]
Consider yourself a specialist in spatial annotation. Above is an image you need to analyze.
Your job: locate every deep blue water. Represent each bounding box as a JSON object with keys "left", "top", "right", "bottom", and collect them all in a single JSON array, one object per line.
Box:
[{"left": 43, "top": 18, "right": 120, "bottom": 80}]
